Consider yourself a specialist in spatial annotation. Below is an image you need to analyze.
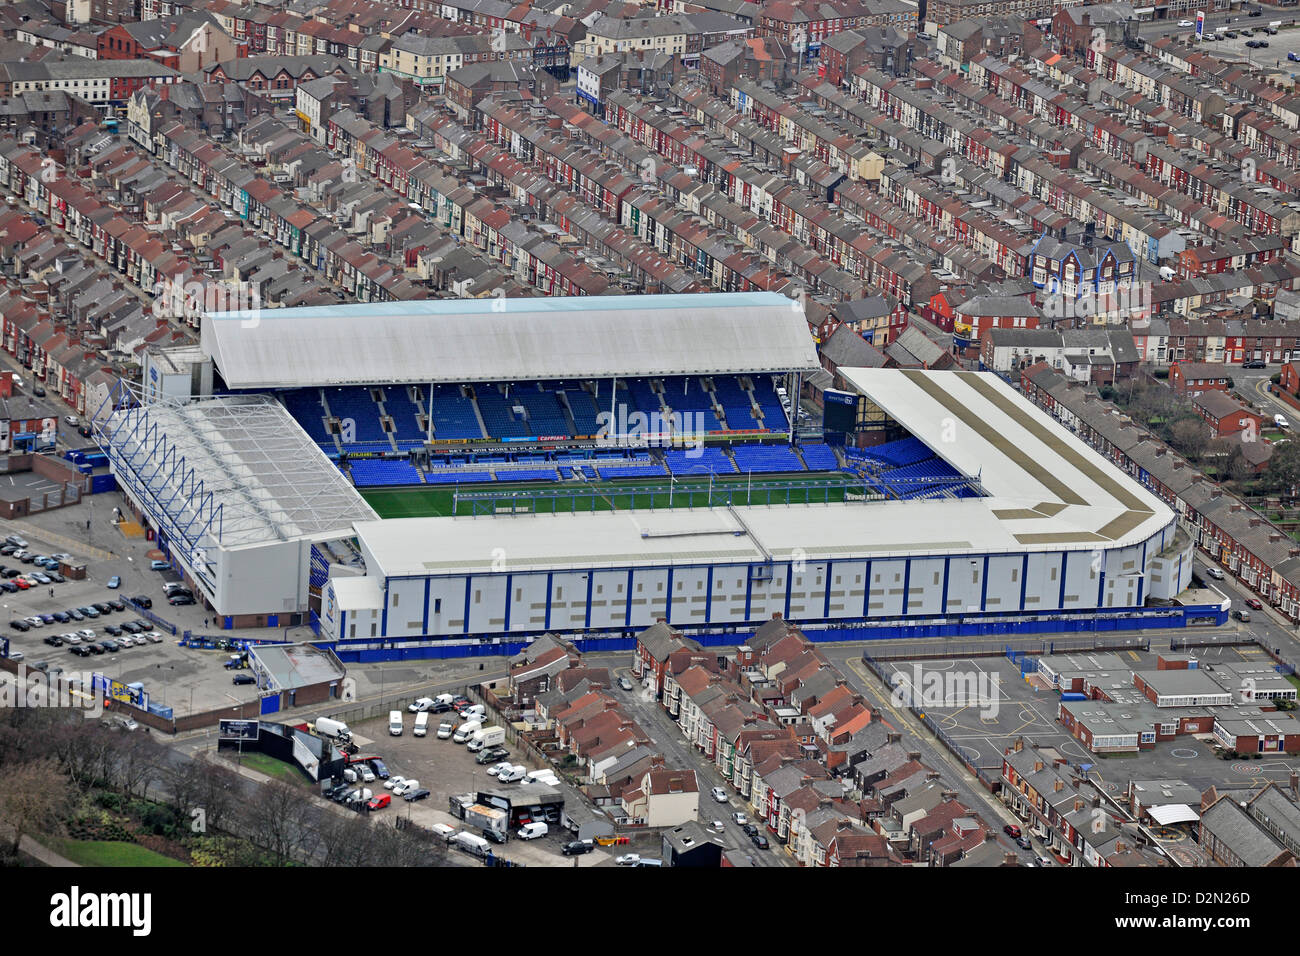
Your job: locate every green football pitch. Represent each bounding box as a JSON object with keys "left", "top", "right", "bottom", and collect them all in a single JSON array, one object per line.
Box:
[{"left": 362, "top": 471, "right": 868, "bottom": 519}]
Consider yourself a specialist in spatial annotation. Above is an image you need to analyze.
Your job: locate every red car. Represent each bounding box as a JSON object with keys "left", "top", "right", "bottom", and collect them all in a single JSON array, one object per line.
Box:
[
  {"left": 1246, "top": 598, "right": 1263, "bottom": 611},
  {"left": 1003, "top": 823, "right": 1022, "bottom": 839},
  {"left": 13, "top": 578, "right": 30, "bottom": 589},
  {"left": 367, "top": 793, "right": 391, "bottom": 811}
]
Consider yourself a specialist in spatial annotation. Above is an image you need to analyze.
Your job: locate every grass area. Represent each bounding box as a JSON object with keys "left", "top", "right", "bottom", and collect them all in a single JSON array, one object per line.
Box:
[
  {"left": 228, "top": 750, "right": 310, "bottom": 785},
  {"left": 1287, "top": 673, "right": 1300, "bottom": 693},
  {"left": 37, "top": 835, "right": 186, "bottom": 867},
  {"left": 363, "top": 471, "right": 864, "bottom": 519}
]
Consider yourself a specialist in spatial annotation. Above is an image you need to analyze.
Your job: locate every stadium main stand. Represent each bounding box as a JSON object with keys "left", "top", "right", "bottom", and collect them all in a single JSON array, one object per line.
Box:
[
  {"left": 348, "top": 459, "right": 424, "bottom": 486},
  {"left": 382, "top": 385, "right": 424, "bottom": 443},
  {"left": 474, "top": 385, "right": 532, "bottom": 439},
  {"left": 277, "top": 389, "right": 332, "bottom": 443},
  {"left": 664, "top": 447, "right": 736, "bottom": 475},
  {"left": 750, "top": 376, "right": 788, "bottom": 428},
  {"left": 326, "top": 387, "right": 388, "bottom": 444},
  {"left": 846, "top": 436, "right": 933, "bottom": 468},
  {"left": 711, "top": 377, "right": 761, "bottom": 430}
]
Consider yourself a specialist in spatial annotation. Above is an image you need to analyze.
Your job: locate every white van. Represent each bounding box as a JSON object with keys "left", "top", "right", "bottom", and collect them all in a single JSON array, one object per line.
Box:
[
  {"left": 413, "top": 711, "right": 430, "bottom": 737},
  {"left": 452, "top": 719, "right": 481, "bottom": 744},
  {"left": 525, "top": 768, "right": 559, "bottom": 785},
  {"left": 1276, "top": 413, "right": 1291, "bottom": 429},
  {"left": 388, "top": 710, "right": 404, "bottom": 736},
  {"left": 517, "top": 821, "right": 548, "bottom": 840},
  {"left": 451, "top": 831, "right": 491, "bottom": 857},
  {"left": 458, "top": 703, "right": 487, "bottom": 721}
]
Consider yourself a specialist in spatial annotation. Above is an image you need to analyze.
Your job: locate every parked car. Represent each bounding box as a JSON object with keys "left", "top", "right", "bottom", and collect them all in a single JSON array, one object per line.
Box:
[
  {"left": 615, "top": 853, "right": 642, "bottom": 866},
  {"left": 1246, "top": 597, "right": 1264, "bottom": 610},
  {"left": 42, "top": 635, "right": 63, "bottom": 647},
  {"left": 233, "top": 674, "right": 256, "bottom": 685},
  {"left": 497, "top": 765, "right": 526, "bottom": 783},
  {"left": 104, "top": 624, "right": 122, "bottom": 636},
  {"left": 391, "top": 778, "right": 419, "bottom": 796},
  {"left": 99, "top": 640, "right": 119, "bottom": 653},
  {"left": 711, "top": 786, "right": 728, "bottom": 803},
  {"left": 408, "top": 696, "right": 435, "bottom": 712},
  {"left": 436, "top": 720, "right": 454, "bottom": 739},
  {"left": 149, "top": 560, "right": 170, "bottom": 570},
  {"left": 108, "top": 600, "right": 127, "bottom": 612},
  {"left": 1205, "top": 567, "right": 1225, "bottom": 580},
  {"left": 618, "top": 676, "right": 634, "bottom": 691},
  {"left": 475, "top": 746, "right": 509, "bottom": 765},
  {"left": 8, "top": 619, "right": 29, "bottom": 631},
  {"left": 517, "top": 821, "right": 548, "bottom": 840},
  {"left": 561, "top": 839, "right": 594, "bottom": 856},
  {"left": 106, "top": 576, "right": 121, "bottom": 589},
  {"left": 402, "top": 788, "right": 431, "bottom": 802},
  {"left": 383, "top": 775, "right": 407, "bottom": 791},
  {"left": 486, "top": 761, "right": 513, "bottom": 777},
  {"left": 130, "top": 596, "right": 152, "bottom": 609},
  {"left": 78, "top": 607, "right": 99, "bottom": 619},
  {"left": 367, "top": 793, "right": 391, "bottom": 811},
  {"left": 742, "top": 823, "right": 758, "bottom": 837},
  {"left": 168, "top": 594, "right": 196, "bottom": 606},
  {"left": 69, "top": 645, "right": 90, "bottom": 658},
  {"left": 750, "top": 832, "right": 770, "bottom": 850},
  {"left": 368, "top": 759, "right": 390, "bottom": 780},
  {"left": 1016, "top": 834, "right": 1032, "bottom": 850},
  {"left": 1003, "top": 823, "right": 1022, "bottom": 839},
  {"left": 76, "top": 629, "right": 95, "bottom": 641}
]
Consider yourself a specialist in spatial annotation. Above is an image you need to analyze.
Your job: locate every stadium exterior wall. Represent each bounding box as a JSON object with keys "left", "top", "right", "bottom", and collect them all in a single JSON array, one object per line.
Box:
[{"left": 318, "top": 516, "right": 1221, "bottom": 659}]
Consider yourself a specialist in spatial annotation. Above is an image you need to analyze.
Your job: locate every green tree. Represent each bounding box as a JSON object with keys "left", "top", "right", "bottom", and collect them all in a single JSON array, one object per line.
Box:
[{"left": 1266, "top": 439, "right": 1300, "bottom": 494}]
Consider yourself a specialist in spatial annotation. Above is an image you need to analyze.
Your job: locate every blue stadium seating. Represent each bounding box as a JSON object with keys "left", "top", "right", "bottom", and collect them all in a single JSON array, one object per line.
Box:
[
  {"left": 732, "top": 444, "right": 805, "bottom": 474},
  {"left": 427, "top": 384, "right": 483, "bottom": 440},
  {"left": 750, "top": 377, "right": 787, "bottom": 428},
  {"left": 711, "top": 378, "right": 761, "bottom": 430},
  {"left": 597, "top": 461, "right": 667, "bottom": 479},
  {"left": 505, "top": 385, "right": 569, "bottom": 436},
  {"left": 800, "top": 443, "right": 840, "bottom": 471},
  {"left": 565, "top": 386, "right": 602, "bottom": 436},
  {"left": 348, "top": 459, "right": 423, "bottom": 486},
  {"left": 279, "top": 389, "right": 332, "bottom": 443},
  {"left": 664, "top": 447, "right": 735, "bottom": 475},
  {"left": 327, "top": 387, "right": 387, "bottom": 443},
  {"left": 661, "top": 376, "right": 720, "bottom": 429},
  {"left": 851, "top": 436, "right": 933, "bottom": 468},
  {"left": 423, "top": 470, "right": 493, "bottom": 484},
  {"left": 475, "top": 386, "right": 532, "bottom": 439},
  {"left": 624, "top": 378, "right": 663, "bottom": 417},
  {"left": 382, "top": 386, "right": 424, "bottom": 442},
  {"left": 494, "top": 468, "right": 560, "bottom": 482}
]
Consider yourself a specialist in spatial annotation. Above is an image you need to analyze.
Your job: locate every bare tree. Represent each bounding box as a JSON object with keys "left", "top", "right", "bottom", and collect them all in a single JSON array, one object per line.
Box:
[
  {"left": 242, "top": 780, "right": 315, "bottom": 865},
  {"left": 112, "top": 732, "right": 165, "bottom": 799},
  {"left": 1169, "top": 416, "right": 1211, "bottom": 462},
  {"left": 195, "top": 761, "right": 239, "bottom": 834},
  {"left": 317, "top": 809, "right": 377, "bottom": 867},
  {"left": 160, "top": 758, "right": 208, "bottom": 817},
  {"left": 0, "top": 757, "right": 70, "bottom": 855}
]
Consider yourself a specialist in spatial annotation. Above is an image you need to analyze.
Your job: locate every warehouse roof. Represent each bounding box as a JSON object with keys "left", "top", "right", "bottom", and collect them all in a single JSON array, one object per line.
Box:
[{"left": 202, "top": 292, "right": 820, "bottom": 389}]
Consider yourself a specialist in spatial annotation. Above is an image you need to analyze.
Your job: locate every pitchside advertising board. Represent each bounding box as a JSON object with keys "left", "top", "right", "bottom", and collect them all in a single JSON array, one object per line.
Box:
[{"left": 218, "top": 719, "right": 260, "bottom": 741}]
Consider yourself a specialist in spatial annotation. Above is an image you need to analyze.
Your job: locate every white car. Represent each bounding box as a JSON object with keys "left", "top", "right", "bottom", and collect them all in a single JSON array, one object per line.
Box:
[
  {"left": 615, "top": 853, "right": 641, "bottom": 866},
  {"left": 76, "top": 629, "right": 96, "bottom": 640},
  {"left": 732, "top": 812, "right": 747, "bottom": 825},
  {"left": 1205, "top": 567, "right": 1225, "bottom": 580},
  {"left": 392, "top": 778, "right": 419, "bottom": 796},
  {"left": 25, "top": 616, "right": 44, "bottom": 628},
  {"left": 497, "top": 765, "right": 526, "bottom": 783},
  {"left": 409, "top": 696, "right": 434, "bottom": 713},
  {"left": 710, "top": 820, "right": 725, "bottom": 831},
  {"left": 383, "top": 775, "right": 407, "bottom": 791},
  {"left": 64, "top": 416, "right": 79, "bottom": 427},
  {"left": 710, "top": 786, "right": 728, "bottom": 803},
  {"left": 1178, "top": 18, "right": 1193, "bottom": 26},
  {"left": 62, "top": 633, "right": 80, "bottom": 645},
  {"left": 486, "top": 761, "right": 513, "bottom": 778},
  {"left": 144, "top": 632, "right": 164, "bottom": 644}
]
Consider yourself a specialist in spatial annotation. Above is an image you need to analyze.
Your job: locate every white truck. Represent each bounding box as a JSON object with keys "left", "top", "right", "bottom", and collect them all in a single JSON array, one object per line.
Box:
[
  {"left": 466, "top": 725, "right": 505, "bottom": 752},
  {"left": 451, "top": 831, "right": 492, "bottom": 857},
  {"left": 312, "top": 717, "right": 352, "bottom": 744},
  {"left": 413, "top": 711, "right": 430, "bottom": 736},
  {"left": 389, "top": 710, "right": 404, "bottom": 736}
]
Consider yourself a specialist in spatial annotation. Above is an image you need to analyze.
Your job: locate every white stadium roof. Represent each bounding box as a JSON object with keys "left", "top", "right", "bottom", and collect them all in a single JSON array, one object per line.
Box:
[
  {"left": 352, "top": 369, "right": 1175, "bottom": 577},
  {"left": 202, "top": 292, "right": 820, "bottom": 390},
  {"left": 105, "top": 394, "right": 378, "bottom": 549}
]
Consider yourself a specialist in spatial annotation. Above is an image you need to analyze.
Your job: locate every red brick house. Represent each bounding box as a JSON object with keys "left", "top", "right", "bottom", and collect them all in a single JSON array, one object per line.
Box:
[
  {"left": 1191, "top": 391, "right": 1266, "bottom": 440},
  {"left": 1169, "top": 361, "right": 1232, "bottom": 397}
]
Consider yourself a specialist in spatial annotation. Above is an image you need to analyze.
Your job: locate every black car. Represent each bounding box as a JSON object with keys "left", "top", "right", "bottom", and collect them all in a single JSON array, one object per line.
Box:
[
  {"left": 85, "top": 642, "right": 103, "bottom": 655},
  {"left": 0, "top": 582, "right": 17, "bottom": 594},
  {"left": 69, "top": 645, "right": 90, "bottom": 657},
  {"left": 1243, "top": 360, "right": 1267, "bottom": 369},
  {"left": 742, "top": 822, "right": 758, "bottom": 837},
  {"left": 324, "top": 784, "right": 351, "bottom": 801},
  {"left": 9, "top": 619, "right": 29, "bottom": 632},
  {"left": 135, "top": 619, "right": 153, "bottom": 630},
  {"left": 42, "top": 635, "right": 63, "bottom": 647},
  {"left": 108, "top": 599, "right": 127, "bottom": 612},
  {"left": 403, "top": 788, "right": 431, "bottom": 802},
  {"left": 475, "top": 746, "right": 509, "bottom": 765},
  {"left": 130, "top": 595, "right": 152, "bottom": 609},
  {"left": 51, "top": 612, "right": 69, "bottom": 624},
  {"left": 121, "top": 621, "right": 143, "bottom": 634},
  {"left": 750, "top": 831, "right": 770, "bottom": 850},
  {"left": 232, "top": 674, "right": 256, "bottom": 685},
  {"left": 93, "top": 602, "right": 113, "bottom": 614},
  {"left": 561, "top": 840, "right": 595, "bottom": 856},
  {"left": 0, "top": 545, "right": 15, "bottom": 555},
  {"left": 66, "top": 609, "right": 84, "bottom": 621},
  {"left": 46, "top": 571, "right": 64, "bottom": 583},
  {"left": 1016, "top": 834, "right": 1033, "bottom": 851},
  {"left": 168, "top": 594, "right": 196, "bottom": 606},
  {"left": 104, "top": 624, "right": 123, "bottom": 636},
  {"left": 99, "top": 640, "right": 119, "bottom": 653}
]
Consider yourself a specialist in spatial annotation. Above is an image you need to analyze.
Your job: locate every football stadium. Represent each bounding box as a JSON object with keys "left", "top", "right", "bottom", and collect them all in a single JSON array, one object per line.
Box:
[{"left": 95, "top": 292, "right": 1226, "bottom": 658}]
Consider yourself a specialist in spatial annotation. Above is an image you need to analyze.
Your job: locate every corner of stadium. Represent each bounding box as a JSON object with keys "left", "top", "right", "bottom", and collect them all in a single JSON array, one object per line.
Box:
[{"left": 94, "top": 292, "right": 1227, "bottom": 661}]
